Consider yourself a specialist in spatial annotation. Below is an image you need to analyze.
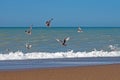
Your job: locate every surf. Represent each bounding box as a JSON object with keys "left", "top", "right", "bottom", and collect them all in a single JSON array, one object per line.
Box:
[{"left": 0, "top": 49, "right": 120, "bottom": 61}]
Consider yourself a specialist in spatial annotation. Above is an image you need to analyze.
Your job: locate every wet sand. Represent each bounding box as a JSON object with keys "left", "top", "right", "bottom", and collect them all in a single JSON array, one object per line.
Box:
[{"left": 0, "top": 64, "right": 120, "bottom": 80}]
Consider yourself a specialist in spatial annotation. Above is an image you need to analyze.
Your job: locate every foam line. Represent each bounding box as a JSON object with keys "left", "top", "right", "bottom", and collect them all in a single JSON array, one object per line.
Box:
[{"left": 0, "top": 50, "right": 120, "bottom": 60}]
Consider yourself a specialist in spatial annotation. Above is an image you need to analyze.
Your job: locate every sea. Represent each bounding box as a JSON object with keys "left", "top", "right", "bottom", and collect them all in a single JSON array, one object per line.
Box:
[{"left": 0, "top": 27, "right": 120, "bottom": 70}]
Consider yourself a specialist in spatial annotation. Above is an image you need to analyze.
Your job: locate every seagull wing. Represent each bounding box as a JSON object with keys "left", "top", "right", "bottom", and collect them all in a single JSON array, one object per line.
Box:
[
  {"left": 78, "top": 27, "right": 81, "bottom": 30},
  {"left": 56, "top": 39, "right": 63, "bottom": 43},
  {"left": 65, "top": 37, "right": 70, "bottom": 41},
  {"left": 63, "top": 37, "right": 70, "bottom": 44},
  {"left": 25, "top": 43, "right": 32, "bottom": 49}
]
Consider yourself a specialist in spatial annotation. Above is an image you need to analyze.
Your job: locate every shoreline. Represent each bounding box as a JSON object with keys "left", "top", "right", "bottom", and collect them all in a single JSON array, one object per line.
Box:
[{"left": 0, "top": 64, "right": 120, "bottom": 80}]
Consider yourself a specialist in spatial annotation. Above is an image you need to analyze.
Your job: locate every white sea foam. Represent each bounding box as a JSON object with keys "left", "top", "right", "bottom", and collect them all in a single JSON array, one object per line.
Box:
[
  {"left": 109, "top": 44, "right": 120, "bottom": 51},
  {"left": 0, "top": 49, "right": 120, "bottom": 60}
]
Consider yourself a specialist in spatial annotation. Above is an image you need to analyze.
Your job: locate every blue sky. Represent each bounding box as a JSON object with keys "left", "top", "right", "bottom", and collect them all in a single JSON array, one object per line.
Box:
[{"left": 0, "top": 0, "right": 120, "bottom": 27}]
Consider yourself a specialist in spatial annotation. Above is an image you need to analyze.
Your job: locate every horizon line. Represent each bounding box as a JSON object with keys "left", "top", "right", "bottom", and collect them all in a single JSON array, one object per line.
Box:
[{"left": 0, "top": 26, "right": 120, "bottom": 28}]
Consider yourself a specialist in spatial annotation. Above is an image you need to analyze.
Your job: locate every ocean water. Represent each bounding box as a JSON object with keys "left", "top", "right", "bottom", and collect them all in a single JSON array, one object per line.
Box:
[{"left": 0, "top": 27, "right": 120, "bottom": 69}]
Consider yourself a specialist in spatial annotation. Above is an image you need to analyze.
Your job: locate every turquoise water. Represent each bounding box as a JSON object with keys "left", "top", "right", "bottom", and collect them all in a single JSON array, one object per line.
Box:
[
  {"left": 0, "top": 27, "right": 120, "bottom": 60},
  {"left": 0, "top": 27, "right": 120, "bottom": 69},
  {"left": 0, "top": 27, "right": 120, "bottom": 53}
]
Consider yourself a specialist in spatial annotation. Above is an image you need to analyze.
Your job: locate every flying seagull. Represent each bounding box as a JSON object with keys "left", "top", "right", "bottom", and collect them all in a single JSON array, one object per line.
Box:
[
  {"left": 25, "top": 43, "right": 32, "bottom": 49},
  {"left": 56, "top": 37, "right": 70, "bottom": 46},
  {"left": 45, "top": 18, "right": 53, "bottom": 27},
  {"left": 77, "top": 27, "right": 83, "bottom": 32},
  {"left": 25, "top": 24, "right": 33, "bottom": 35}
]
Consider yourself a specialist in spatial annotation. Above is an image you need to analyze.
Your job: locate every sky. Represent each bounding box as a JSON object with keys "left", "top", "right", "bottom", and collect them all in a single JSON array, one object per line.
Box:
[{"left": 0, "top": 0, "right": 120, "bottom": 27}]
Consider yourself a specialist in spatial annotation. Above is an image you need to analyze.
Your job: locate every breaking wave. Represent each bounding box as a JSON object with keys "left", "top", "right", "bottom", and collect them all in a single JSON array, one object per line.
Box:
[{"left": 0, "top": 49, "right": 120, "bottom": 60}]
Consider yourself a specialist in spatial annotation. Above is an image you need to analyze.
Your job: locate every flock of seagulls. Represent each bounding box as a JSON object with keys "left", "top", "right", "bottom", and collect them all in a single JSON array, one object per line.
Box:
[{"left": 25, "top": 18, "right": 83, "bottom": 49}]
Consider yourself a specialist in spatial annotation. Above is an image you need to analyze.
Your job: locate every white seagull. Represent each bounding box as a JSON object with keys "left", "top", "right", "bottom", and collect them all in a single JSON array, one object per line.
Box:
[
  {"left": 77, "top": 27, "right": 83, "bottom": 32},
  {"left": 25, "top": 43, "right": 32, "bottom": 49}
]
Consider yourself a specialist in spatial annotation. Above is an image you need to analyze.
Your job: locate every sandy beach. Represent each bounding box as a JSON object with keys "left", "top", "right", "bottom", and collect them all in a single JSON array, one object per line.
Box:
[{"left": 0, "top": 64, "right": 120, "bottom": 80}]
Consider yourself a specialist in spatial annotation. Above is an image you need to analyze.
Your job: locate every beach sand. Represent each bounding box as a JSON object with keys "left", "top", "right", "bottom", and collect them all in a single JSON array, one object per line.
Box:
[{"left": 0, "top": 64, "right": 120, "bottom": 80}]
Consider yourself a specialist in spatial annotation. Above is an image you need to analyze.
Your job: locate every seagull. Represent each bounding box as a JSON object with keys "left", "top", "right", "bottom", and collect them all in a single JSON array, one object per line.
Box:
[
  {"left": 45, "top": 18, "right": 53, "bottom": 27},
  {"left": 77, "top": 27, "right": 83, "bottom": 32},
  {"left": 25, "top": 43, "right": 32, "bottom": 49},
  {"left": 56, "top": 37, "right": 70, "bottom": 46},
  {"left": 25, "top": 24, "right": 33, "bottom": 35}
]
